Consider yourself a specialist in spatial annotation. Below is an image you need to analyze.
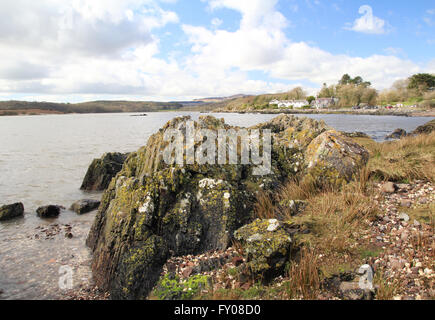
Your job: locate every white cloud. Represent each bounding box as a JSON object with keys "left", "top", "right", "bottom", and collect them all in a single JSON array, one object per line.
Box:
[
  {"left": 0, "top": 0, "right": 428, "bottom": 102},
  {"left": 182, "top": 0, "right": 420, "bottom": 89},
  {"left": 346, "top": 5, "right": 388, "bottom": 34}
]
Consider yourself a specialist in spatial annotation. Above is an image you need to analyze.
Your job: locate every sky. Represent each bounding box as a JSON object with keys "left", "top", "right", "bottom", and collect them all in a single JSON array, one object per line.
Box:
[{"left": 0, "top": 0, "right": 434, "bottom": 102}]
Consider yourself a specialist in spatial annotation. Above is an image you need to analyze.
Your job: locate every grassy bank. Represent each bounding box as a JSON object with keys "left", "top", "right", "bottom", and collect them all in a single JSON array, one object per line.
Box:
[{"left": 204, "top": 131, "right": 435, "bottom": 300}]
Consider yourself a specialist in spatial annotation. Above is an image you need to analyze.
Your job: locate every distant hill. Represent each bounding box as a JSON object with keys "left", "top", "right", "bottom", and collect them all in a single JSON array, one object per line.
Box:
[
  {"left": 0, "top": 100, "right": 184, "bottom": 115},
  {"left": 0, "top": 92, "right": 284, "bottom": 116}
]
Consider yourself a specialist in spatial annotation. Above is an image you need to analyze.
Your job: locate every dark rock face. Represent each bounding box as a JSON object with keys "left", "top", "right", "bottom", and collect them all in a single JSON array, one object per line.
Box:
[
  {"left": 413, "top": 119, "right": 435, "bottom": 135},
  {"left": 70, "top": 199, "right": 101, "bottom": 215},
  {"left": 0, "top": 203, "right": 24, "bottom": 221},
  {"left": 36, "top": 205, "right": 63, "bottom": 218},
  {"left": 86, "top": 115, "right": 368, "bottom": 300},
  {"left": 386, "top": 128, "right": 407, "bottom": 140},
  {"left": 80, "top": 152, "right": 129, "bottom": 191}
]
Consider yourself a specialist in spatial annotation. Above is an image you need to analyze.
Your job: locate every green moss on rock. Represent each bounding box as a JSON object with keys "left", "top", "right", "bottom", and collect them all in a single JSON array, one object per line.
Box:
[{"left": 234, "top": 219, "right": 292, "bottom": 278}]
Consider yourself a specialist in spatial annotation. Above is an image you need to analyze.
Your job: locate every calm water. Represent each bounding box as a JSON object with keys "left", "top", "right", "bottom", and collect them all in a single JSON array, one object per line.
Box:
[{"left": 0, "top": 112, "right": 432, "bottom": 299}]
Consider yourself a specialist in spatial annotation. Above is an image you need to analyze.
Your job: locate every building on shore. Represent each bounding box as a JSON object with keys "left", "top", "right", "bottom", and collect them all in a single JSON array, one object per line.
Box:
[
  {"left": 269, "top": 99, "right": 309, "bottom": 109},
  {"left": 311, "top": 98, "right": 339, "bottom": 109}
]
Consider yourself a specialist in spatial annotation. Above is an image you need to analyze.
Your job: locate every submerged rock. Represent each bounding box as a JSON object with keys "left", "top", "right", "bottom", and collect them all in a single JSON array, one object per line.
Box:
[
  {"left": 412, "top": 119, "right": 435, "bottom": 135},
  {"left": 0, "top": 203, "right": 24, "bottom": 221},
  {"left": 86, "top": 115, "right": 368, "bottom": 299},
  {"left": 386, "top": 128, "right": 407, "bottom": 140},
  {"left": 80, "top": 152, "right": 129, "bottom": 191},
  {"left": 234, "top": 219, "right": 292, "bottom": 278},
  {"left": 36, "top": 205, "right": 63, "bottom": 218},
  {"left": 70, "top": 199, "right": 100, "bottom": 215}
]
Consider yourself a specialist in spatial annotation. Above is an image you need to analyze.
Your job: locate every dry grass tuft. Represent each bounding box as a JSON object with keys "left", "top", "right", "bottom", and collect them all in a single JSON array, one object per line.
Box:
[
  {"left": 286, "top": 247, "right": 321, "bottom": 299},
  {"left": 366, "top": 132, "right": 435, "bottom": 183}
]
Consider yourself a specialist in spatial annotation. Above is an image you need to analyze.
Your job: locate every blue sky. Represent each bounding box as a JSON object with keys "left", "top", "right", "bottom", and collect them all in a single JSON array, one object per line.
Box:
[{"left": 0, "top": 0, "right": 433, "bottom": 102}]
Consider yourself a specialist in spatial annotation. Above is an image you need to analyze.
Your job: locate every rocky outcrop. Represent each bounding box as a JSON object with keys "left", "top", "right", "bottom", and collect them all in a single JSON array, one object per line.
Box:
[
  {"left": 36, "top": 205, "right": 63, "bottom": 218},
  {"left": 234, "top": 219, "right": 292, "bottom": 278},
  {"left": 342, "top": 131, "right": 370, "bottom": 139},
  {"left": 80, "top": 152, "right": 129, "bottom": 191},
  {"left": 386, "top": 128, "right": 407, "bottom": 140},
  {"left": 304, "top": 130, "right": 369, "bottom": 187},
  {"left": 0, "top": 203, "right": 24, "bottom": 221},
  {"left": 413, "top": 119, "right": 435, "bottom": 135},
  {"left": 70, "top": 199, "right": 100, "bottom": 215},
  {"left": 86, "top": 115, "right": 368, "bottom": 299}
]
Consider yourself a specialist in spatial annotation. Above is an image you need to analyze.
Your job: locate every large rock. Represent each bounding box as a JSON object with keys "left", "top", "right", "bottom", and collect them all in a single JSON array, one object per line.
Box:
[
  {"left": 80, "top": 152, "right": 129, "bottom": 191},
  {"left": 413, "top": 119, "right": 435, "bottom": 135},
  {"left": 70, "top": 199, "right": 101, "bottom": 215},
  {"left": 0, "top": 203, "right": 24, "bottom": 221},
  {"left": 36, "top": 205, "right": 63, "bottom": 218},
  {"left": 234, "top": 219, "right": 292, "bottom": 278},
  {"left": 305, "top": 130, "right": 369, "bottom": 187},
  {"left": 86, "top": 115, "right": 367, "bottom": 299}
]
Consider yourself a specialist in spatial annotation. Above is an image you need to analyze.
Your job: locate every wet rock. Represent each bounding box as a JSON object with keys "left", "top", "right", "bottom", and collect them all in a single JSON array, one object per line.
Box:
[
  {"left": 65, "top": 232, "right": 74, "bottom": 239},
  {"left": 70, "top": 199, "right": 101, "bottom": 215},
  {"left": 386, "top": 128, "right": 407, "bottom": 140},
  {"left": 0, "top": 202, "right": 24, "bottom": 221},
  {"left": 381, "top": 182, "right": 397, "bottom": 194},
  {"left": 80, "top": 152, "right": 129, "bottom": 191},
  {"left": 234, "top": 219, "right": 292, "bottom": 278},
  {"left": 412, "top": 119, "right": 435, "bottom": 135},
  {"left": 36, "top": 205, "right": 62, "bottom": 218}
]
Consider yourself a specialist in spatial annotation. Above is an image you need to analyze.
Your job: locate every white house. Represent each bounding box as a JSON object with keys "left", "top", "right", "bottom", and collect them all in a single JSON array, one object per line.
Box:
[{"left": 269, "top": 99, "right": 309, "bottom": 109}]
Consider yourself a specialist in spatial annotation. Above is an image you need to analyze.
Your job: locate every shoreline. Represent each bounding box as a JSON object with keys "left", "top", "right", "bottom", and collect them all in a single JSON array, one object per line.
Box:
[
  {"left": 1, "top": 108, "right": 435, "bottom": 117},
  {"left": 212, "top": 108, "right": 435, "bottom": 117}
]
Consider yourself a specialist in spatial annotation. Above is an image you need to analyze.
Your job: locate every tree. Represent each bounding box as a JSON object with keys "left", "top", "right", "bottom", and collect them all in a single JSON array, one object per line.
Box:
[
  {"left": 339, "top": 74, "right": 352, "bottom": 85},
  {"left": 408, "top": 73, "right": 435, "bottom": 91},
  {"left": 307, "top": 96, "right": 316, "bottom": 104}
]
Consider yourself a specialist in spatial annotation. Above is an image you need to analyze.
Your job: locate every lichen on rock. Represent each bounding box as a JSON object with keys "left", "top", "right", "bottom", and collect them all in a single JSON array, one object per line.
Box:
[
  {"left": 304, "top": 130, "right": 369, "bottom": 188},
  {"left": 86, "top": 114, "right": 368, "bottom": 299},
  {"left": 234, "top": 219, "right": 292, "bottom": 278}
]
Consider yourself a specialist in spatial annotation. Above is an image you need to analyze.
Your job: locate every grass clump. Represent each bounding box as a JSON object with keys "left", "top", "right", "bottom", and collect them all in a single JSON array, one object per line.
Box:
[{"left": 358, "top": 132, "right": 435, "bottom": 183}]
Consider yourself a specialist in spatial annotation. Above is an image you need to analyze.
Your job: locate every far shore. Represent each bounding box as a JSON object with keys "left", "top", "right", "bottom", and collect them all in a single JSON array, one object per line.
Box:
[
  {"left": 1, "top": 107, "right": 435, "bottom": 117},
  {"left": 212, "top": 108, "right": 435, "bottom": 117}
]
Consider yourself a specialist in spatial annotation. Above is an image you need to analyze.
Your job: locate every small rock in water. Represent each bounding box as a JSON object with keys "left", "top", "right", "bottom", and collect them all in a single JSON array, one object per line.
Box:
[
  {"left": 36, "top": 205, "right": 63, "bottom": 218},
  {"left": 65, "top": 232, "right": 74, "bottom": 239},
  {"left": 386, "top": 128, "right": 407, "bottom": 140},
  {"left": 70, "top": 199, "right": 101, "bottom": 215},
  {"left": 0, "top": 202, "right": 24, "bottom": 221}
]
